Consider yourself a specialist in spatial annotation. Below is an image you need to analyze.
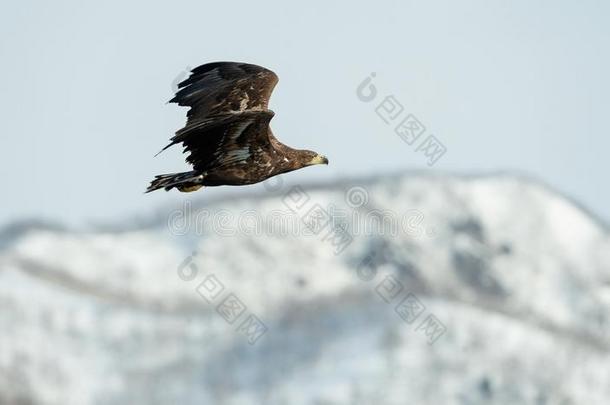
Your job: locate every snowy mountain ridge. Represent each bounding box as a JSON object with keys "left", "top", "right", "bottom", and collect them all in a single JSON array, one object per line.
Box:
[{"left": 0, "top": 172, "right": 609, "bottom": 404}]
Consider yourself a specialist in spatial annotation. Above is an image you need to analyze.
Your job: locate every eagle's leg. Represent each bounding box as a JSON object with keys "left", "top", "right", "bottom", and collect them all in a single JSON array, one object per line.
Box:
[{"left": 177, "top": 184, "right": 204, "bottom": 193}]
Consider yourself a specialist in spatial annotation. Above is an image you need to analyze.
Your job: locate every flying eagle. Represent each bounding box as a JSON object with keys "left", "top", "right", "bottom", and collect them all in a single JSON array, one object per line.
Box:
[{"left": 146, "top": 61, "right": 328, "bottom": 193}]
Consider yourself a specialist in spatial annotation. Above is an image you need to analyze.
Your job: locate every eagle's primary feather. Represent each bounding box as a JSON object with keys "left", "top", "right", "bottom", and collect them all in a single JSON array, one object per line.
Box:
[{"left": 147, "top": 61, "right": 328, "bottom": 193}]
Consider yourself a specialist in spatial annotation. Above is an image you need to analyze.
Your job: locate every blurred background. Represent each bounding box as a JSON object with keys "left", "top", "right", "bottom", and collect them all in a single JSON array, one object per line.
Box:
[{"left": 1, "top": 1, "right": 609, "bottom": 404}]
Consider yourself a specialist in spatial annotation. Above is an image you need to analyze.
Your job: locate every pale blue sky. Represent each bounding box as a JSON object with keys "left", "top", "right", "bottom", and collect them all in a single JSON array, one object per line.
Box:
[{"left": 1, "top": 0, "right": 608, "bottom": 226}]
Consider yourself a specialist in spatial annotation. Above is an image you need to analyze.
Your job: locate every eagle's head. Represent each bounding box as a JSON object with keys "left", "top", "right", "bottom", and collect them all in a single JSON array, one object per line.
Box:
[
  {"left": 275, "top": 149, "right": 328, "bottom": 178},
  {"left": 299, "top": 150, "right": 329, "bottom": 167}
]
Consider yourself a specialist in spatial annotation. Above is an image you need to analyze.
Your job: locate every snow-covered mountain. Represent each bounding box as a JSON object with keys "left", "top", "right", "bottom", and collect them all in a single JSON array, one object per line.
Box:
[{"left": 1, "top": 173, "right": 609, "bottom": 405}]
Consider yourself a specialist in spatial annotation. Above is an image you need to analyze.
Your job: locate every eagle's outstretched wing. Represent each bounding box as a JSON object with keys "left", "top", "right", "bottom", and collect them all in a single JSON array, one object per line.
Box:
[
  {"left": 169, "top": 61, "right": 278, "bottom": 118},
  {"left": 159, "top": 62, "right": 279, "bottom": 172}
]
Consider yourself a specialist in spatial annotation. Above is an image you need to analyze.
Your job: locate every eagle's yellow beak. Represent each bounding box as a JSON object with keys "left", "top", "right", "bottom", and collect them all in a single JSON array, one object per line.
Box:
[{"left": 309, "top": 154, "right": 329, "bottom": 165}]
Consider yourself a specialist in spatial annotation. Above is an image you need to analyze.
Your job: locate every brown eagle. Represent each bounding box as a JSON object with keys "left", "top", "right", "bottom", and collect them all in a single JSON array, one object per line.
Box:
[{"left": 146, "top": 61, "right": 328, "bottom": 193}]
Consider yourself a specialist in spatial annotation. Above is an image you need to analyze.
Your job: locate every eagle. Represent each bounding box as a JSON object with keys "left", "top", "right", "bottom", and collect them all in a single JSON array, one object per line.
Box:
[{"left": 146, "top": 61, "right": 328, "bottom": 193}]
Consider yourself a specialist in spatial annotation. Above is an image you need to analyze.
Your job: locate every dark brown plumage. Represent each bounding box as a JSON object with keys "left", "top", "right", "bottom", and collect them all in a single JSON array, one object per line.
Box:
[{"left": 146, "top": 62, "right": 328, "bottom": 193}]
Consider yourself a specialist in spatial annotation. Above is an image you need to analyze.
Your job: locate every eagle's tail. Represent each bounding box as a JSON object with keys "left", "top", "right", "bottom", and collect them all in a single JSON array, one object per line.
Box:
[{"left": 146, "top": 171, "right": 203, "bottom": 193}]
